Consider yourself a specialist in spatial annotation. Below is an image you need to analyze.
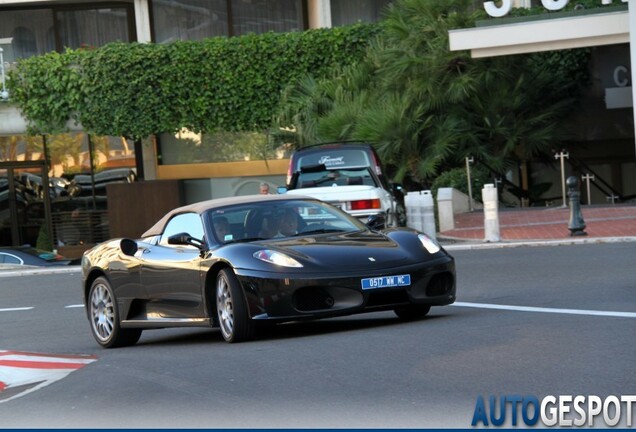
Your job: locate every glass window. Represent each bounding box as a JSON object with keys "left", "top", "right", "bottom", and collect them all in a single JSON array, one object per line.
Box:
[
  {"left": 159, "top": 213, "right": 204, "bottom": 246},
  {"left": 207, "top": 199, "right": 362, "bottom": 242},
  {"left": 157, "top": 130, "right": 292, "bottom": 165},
  {"left": 0, "top": 135, "right": 42, "bottom": 162},
  {"left": 0, "top": 253, "right": 23, "bottom": 264},
  {"left": 151, "top": 0, "right": 306, "bottom": 42},
  {"left": 330, "top": 0, "right": 392, "bottom": 26},
  {"left": 152, "top": 0, "right": 229, "bottom": 43},
  {"left": 1, "top": 132, "right": 136, "bottom": 247},
  {"left": 0, "top": 133, "right": 135, "bottom": 176},
  {"left": 0, "top": 6, "right": 133, "bottom": 62},
  {"left": 56, "top": 8, "right": 132, "bottom": 50},
  {"left": 0, "top": 9, "right": 55, "bottom": 62},
  {"left": 231, "top": 0, "right": 305, "bottom": 36},
  {"left": 297, "top": 167, "right": 378, "bottom": 188}
]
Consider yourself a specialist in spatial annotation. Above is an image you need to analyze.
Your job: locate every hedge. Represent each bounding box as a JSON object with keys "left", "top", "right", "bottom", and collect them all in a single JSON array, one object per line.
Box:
[{"left": 8, "top": 24, "right": 380, "bottom": 139}]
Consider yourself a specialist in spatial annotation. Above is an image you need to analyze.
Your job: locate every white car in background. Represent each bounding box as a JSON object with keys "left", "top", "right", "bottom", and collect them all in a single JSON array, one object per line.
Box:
[{"left": 280, "top": 143, "right": 406, "bottom": 227}]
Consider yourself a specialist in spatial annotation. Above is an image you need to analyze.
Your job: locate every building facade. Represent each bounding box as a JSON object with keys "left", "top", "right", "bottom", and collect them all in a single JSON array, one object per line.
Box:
[
  {"left": 0, "top": 0, "right": 634, "bottom": 251},
  {"left": 449, "top": 0, "right": 636, "bottom": 206},
  {"left": 0, "top": 0, "right": 391, "bottom": 249}
]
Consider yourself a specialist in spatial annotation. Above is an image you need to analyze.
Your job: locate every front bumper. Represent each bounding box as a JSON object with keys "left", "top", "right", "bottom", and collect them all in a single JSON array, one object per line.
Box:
[{"left": 235, "top": 256, "right": 455, "bottom": 321}]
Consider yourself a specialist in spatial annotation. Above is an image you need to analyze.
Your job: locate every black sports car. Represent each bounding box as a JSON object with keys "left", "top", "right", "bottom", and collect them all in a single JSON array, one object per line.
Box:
[{"left": 81, "top": 195, "right": 456, "bottom": 347}]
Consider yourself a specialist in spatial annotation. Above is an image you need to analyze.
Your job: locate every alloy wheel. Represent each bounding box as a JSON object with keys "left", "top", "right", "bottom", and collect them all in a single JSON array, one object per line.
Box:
[
  {"left": 217, "top": 275, "right": 234, "bottom": 340},
  {"left": 90, "top": 282, "right": 114, "bottom": 342}
]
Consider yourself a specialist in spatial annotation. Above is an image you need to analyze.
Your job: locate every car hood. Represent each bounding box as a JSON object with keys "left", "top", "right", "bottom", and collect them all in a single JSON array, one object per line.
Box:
[{"left": 257, "top": 230, "right": 418, "bottom": 271}]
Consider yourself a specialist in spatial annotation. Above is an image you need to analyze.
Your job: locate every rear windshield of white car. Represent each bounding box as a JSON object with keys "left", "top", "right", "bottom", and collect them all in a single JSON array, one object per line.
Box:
[
  {"left": 297, "top": 167, "right": 378, "bottom": 188},
  {"left": 295, "top": 148, "right": 372, "bottom": 170}
]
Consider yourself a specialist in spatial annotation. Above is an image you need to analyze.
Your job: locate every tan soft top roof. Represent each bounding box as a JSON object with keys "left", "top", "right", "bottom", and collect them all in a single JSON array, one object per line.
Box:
[{"left": 141, "top": 194, "right": 311, "bottom": 238}]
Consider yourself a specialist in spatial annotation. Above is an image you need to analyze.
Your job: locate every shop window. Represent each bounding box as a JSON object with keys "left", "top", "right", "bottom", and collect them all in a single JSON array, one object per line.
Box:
[
  {"left": 0, "top": 6, "right": 133, "bottom": 61},
  {"left": 56, "top": 8, "right": 132, "bottom": 50},
  {"left": 0, "top": 133, "right": 135, "bottom": 248},
  {"left": 151, "top": 0, "right": 306, "bottom": 43},
  {"left": 231, "top": 0, "right": 305, "bottom": 36},
  {"left": 0, "top": 133, "right": 135, "bottom": 176},
  {"left": 0, "top": 9, "right": 54, "bottom": 62},
  {"left": 12, "top": 27, "right": 37, "bottom": 59},
  {"left": 157, "top": 130, "right": 292, "bottom": 165},
  {"left": 152, "top": 0, "right": 229, "bottom": 43},
  {"left": 330, "top": 0, "right": 392, "bottom": 26}
]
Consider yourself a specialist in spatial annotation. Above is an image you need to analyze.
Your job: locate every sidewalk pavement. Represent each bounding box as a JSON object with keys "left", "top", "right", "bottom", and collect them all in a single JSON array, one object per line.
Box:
[{"left": 438, "top": 204, "right": 636, "bottom": 250}]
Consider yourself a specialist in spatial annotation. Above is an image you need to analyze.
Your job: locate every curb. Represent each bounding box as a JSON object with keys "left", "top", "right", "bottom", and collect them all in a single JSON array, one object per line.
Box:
[
  {"left": 0, "top": 265, "right": 81, "bottom": 278},
  {"left": 2, "top": 237, "right": 636, "bottom": 275},
  {"left": 440, "top": 236, "right": 636, "bottom": 251}
]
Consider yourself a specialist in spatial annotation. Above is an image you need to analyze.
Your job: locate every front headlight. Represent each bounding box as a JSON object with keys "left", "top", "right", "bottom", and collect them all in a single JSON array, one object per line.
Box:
[
  {"left": 418, "top": 234, "right": 441, "bottom": 254},
  {"left": 253, "top": 250, "right": 303, "bottom": 268}
]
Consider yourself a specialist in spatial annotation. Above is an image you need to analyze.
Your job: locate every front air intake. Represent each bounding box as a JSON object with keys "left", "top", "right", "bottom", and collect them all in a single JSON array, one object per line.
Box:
[
  {"left": 293, "top": 287, "right": 335, "bottom": 312},
  {"left": 426, "top": 272, "right": 454, "bottom": 297}
]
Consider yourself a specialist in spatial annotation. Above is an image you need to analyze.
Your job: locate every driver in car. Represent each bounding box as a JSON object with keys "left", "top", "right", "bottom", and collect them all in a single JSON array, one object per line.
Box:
[
  {"left": 277, "top": 209, "right": 299, "bottom": 237},
  {"left": 214, "top": 216, "right": 231, "bottom": 242}
]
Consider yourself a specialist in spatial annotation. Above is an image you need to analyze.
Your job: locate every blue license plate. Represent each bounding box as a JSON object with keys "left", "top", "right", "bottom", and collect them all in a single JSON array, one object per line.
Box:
[{"left": 361, "top": 274, "right": 411, "bottom": 290}]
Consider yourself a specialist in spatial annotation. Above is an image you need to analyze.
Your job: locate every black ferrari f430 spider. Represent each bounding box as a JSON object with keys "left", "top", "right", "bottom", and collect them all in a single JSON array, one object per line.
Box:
[{"left": 81, "top": 195, "right": 456, "bottom": 347}]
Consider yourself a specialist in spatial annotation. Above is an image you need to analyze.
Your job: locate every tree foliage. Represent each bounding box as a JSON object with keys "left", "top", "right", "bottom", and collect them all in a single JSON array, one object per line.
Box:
[{"left": 273, "top": 0, "right": 591, "bottom": 188}]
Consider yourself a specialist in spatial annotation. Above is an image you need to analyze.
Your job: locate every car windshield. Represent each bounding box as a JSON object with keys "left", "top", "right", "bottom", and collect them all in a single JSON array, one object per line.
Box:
[
  {"left": 296, "top": 167, "right": 377, "bottom": 188},
  {"left": 206, "top": 199, "right": 366, "bottom": 243}
]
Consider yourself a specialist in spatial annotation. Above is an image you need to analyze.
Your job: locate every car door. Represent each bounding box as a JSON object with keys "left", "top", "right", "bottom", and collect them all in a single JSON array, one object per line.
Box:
[{"left": 138, "top": 212, "right": 206, "bottom": 319}]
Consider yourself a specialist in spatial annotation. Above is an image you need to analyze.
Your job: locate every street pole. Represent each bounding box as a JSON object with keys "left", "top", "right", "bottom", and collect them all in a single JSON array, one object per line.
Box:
[
  {"left": 555, "top": 151, "right": 569, "bottom": 207},
  {"left": 465, "top": 156, "right": 474, "bottom": 211},
  {"left": 581, "top": 173, "right": 594, "bottom": 205},
  {"left": 0, "top": 46, "right": 8, "bottom": 100}
]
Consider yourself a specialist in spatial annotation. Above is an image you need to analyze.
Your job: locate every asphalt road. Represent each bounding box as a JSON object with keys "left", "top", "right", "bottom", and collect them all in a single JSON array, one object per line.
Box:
[{"left": 0, "top": 242, "right": 634, "bottom": 428}]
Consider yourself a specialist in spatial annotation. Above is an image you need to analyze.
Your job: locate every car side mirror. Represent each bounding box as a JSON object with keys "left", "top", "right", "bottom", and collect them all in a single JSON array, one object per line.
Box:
[
  {"left": 366, "top": 214, "right": 386, "bottom": 231},
  {"left": 277, "top": 186, "right": 287, "bottom": 194},
  {"left": 168, "top": 232, "right": 205, "bottom": 249},
  {"left": 120, "top": 238, "right": 138, "bottom": 257}
]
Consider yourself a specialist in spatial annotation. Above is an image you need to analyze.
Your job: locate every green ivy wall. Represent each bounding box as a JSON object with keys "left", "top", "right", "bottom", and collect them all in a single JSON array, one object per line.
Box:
[{"left": 8, "top": 24, "right": 379, "bottom": 139}]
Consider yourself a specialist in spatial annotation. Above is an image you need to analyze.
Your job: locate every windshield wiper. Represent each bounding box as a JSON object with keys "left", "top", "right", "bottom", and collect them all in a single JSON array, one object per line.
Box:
[
  {"left": 294, "top": 228, "right": 346, "bottom": 236},
  {"left": 234, "top": 237, "right": 268, "bottom": 243}
]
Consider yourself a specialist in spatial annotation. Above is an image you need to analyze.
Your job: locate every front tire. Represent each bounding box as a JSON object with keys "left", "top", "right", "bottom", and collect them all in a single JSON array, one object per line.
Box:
[
  {"left": 394, "top": 304, "right": 431, "bottom": 320},
  {"left": 216, "top": 269, "right": 254, "bottom": 343},
  {"left": 88, "top": 276, "right": 142, "bottom": 348}
]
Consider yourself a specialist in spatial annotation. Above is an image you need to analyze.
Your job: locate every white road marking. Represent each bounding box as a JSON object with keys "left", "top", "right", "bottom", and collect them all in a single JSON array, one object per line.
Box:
[
  {"left": 452, "top": 301, "right": 636, "bottom": 318},
  {"left": 0, "top": 307, "right": 33, "bottom": 312},
  {"left": 3, "top": 303, "right": 634, "bottom": 319},
  {"left": 0, "top": 350, "right": 97, "bottom": 404}
]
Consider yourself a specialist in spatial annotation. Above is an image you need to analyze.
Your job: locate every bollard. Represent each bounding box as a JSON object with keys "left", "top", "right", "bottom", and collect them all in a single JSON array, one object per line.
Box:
[
  {"left": 421, "top": 190, "right": 436, "bottom": 240},
  {"left": 567, "top": 176, "right": 587, "bottom": 236},
  {"left": 482, "top": 184, "right": 500, "bottom": 242},
  {"left": 436, "top": 188, "right": 455, "bottom": 232},
  {"left": 405, "top": 190, "right": 436, "bottom": 240},
  {"left": 404, "top": 192, "right": 423, "bottom": 232}
]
